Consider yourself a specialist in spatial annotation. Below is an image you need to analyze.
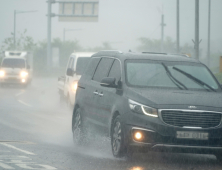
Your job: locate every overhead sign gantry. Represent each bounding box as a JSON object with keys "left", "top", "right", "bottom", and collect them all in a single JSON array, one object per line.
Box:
[
  {"left": 58, "top": 0, "right": 99, "bottom": 22},
  {"left": 46, "top": 0, "right": 99, "bottom": 69}
]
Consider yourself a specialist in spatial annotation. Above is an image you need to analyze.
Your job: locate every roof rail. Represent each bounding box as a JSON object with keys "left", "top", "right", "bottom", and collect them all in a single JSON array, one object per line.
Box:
[
  {"left": 168, "top": 53, "right": 190, "bottom": 58},
  {"left": 99, "top": 50, "right": 123, "bottom": 54},
  {"left": 142, "top": 52, "right": 167, "bottom": 55}
]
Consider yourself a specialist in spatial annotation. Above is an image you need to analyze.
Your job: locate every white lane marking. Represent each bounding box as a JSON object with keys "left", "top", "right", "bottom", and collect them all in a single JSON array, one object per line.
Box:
[
  {"left": 15, "top": 91, "right": 25, "bottom": 97},
  {"left": 18, "top": 100, "right": 32, "bottom": 107},
  {"left": 0, "top": 151, "right": 10, "bottom": 152},
  {"left": 0, "top": 156, "right": 29, "bottom": 159},
  {"left": 0, "top": 162, "right": 14, "bottom": 169},
  {"left": 16, "top": 164, "right": 57, "bottom": 170},
  {"left": 0, "top": 157, "right": 57, "bottom": 170},
  {"left": 0, "top": 143, "right": 35, "bottom": 155}
]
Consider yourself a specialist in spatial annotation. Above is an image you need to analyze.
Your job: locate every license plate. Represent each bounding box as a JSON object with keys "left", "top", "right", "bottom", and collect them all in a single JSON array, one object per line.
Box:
[{"left": 176, "top": 131, "right": 209, "bottom": 140}]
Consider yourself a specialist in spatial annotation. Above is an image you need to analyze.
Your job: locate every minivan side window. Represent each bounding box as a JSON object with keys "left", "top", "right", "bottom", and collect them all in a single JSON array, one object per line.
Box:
[
  {"left": 108, "top": 59, "right": 121, "bottom": 84},
  {"left": 85, "top": 57, "right": 101, "bottom": 77},
  {"left": 93, "top": 57, "right": 114, "bottom": 82}
]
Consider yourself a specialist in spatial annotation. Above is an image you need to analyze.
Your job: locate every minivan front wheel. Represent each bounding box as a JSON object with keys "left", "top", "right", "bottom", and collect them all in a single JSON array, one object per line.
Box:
[
  {"left": 72, "top": 108, "right": 85, "bottom": 145},
  {"left": 111, "top": 115, "right": 126, "bottom": 157}
]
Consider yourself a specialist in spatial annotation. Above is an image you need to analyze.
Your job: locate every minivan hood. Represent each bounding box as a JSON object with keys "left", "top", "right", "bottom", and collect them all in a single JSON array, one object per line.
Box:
[{"left": 128, "top": 88, "right": 222, "bottom": 108}]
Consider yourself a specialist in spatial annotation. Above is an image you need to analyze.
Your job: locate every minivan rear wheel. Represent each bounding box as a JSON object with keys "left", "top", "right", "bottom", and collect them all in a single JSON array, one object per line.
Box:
[{"left": 111, "top": 115, "right": 126, "bottom": 157}]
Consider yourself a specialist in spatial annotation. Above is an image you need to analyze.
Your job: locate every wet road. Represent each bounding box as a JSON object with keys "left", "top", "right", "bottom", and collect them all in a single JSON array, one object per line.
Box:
[{"left": 0, "top": 77, "right": 221, "bottom": 170}]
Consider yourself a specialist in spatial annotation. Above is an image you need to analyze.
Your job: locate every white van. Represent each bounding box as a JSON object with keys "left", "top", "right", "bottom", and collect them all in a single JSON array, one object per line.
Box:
[
  {"left": 0, "top": 51, "right": 33, "bottom": 87},
  {"left": 58, "top": 52, "right": 94, "bottom": 107}
]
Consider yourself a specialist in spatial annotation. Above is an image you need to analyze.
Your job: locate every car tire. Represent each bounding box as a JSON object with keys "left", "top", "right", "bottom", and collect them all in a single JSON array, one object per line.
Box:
[
  {"left": 72, "top": 108, "right": 87, "bottom": 145},
  {"left": 111, "top": 115, "right": 127, "bottom": 158}
]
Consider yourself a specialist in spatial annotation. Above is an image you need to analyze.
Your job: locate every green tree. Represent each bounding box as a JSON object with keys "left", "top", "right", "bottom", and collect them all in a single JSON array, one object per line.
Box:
[
  {"left": 52, "top": 38, "right": 83, "bottom": 67},
  {"left": 137, "top": 36, "right": 195, "bottom": 56},
  {"left": 86, "top": 42, "right": 113, "bottom": 52},
  {"left": 0, "top": 29, "right": 36, "bottom": 51}
]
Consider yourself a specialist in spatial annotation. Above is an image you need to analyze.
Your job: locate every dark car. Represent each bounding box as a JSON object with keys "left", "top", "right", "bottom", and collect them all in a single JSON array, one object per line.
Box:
[{"left": 72, "top": 51, "right": 222, "bottom": 159}]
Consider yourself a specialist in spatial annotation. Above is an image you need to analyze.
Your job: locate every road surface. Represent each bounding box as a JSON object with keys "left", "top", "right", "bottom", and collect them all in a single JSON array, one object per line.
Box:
[{"left": 0, "top": 77, "right": 221, "bottom": 170}]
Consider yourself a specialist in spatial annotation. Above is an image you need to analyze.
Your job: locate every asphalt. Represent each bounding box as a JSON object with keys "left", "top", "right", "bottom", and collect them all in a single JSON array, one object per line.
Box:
[{"left": 0, "top": 77, "right": 221, "bottom": 170}]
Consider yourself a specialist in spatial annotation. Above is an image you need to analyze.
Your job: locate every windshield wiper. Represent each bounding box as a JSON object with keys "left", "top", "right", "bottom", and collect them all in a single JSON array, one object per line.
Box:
[
  {"left": 173, "top": 67, "right": 216, "bottom": 92},
  {"left": 162, "top": 63, "right": 188, "bottom": 90}
]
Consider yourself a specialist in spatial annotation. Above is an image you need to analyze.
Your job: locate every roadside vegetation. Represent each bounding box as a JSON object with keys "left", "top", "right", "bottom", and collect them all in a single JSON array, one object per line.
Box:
[{"left": 1, "top": 29, "right": 221, "bottom": 78}]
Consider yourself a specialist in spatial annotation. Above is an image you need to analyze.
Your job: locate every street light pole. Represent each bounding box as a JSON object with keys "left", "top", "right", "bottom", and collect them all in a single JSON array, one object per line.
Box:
[
  {"left": 161, "top": 14, "right": 166, "bottom": 52},
  {"left": 176, "top": 0, "right": 180, "bottom": 53},
  {"left": 195, "top": 0, "right": 199, "bottom": 59},
  {"left": 13, "top": 10, "right": 37, "bottom": 50},
  {"left": 207, "top": 0, "right": 211, "bottom": 67}
]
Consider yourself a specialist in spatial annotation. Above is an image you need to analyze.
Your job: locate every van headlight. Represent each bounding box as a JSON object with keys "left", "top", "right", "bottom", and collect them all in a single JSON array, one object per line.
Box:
[
  {"left": 0, "top": 70, "right": 5, "bottom": 77},
  {"left": 72, "top": 82, "right": 78, "bottom": 92},
  {"left": 128, "top": 99, "right": 158, "bottom": 117},
  {"left": 20, "top": 71, "right": 28, "bottom": 77}
]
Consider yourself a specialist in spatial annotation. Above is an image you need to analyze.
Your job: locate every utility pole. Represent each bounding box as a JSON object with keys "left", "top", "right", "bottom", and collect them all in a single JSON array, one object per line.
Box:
[
  {"left": 176, "top": 0, "right": 180, "bottom": 53},
  {"left": 161, "top": 14, "right": 166, "bottom": 52},
  {"left": 47, "top": 0, "right": 55, "bottom": 70},
  {"left": 14, "top": 10, "right": 16, "bottom": 50},
  {"left": 195, "top": 0, "right": 199, "bottom": 59},
  {"left": 47, "top": 0, "right": 52, "bottom": 70},
  {"left": 207, "top": 0, "right": 211, "bottom": 67}
]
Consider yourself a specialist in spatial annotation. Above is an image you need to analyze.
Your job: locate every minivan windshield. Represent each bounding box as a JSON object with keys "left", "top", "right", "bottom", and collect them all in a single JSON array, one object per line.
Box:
[
  {"left": 126, "top": 60, "right": 220, "bottom": 91},
  {"left": 1, "top": 58, "right": 25, "bottom": 68}
]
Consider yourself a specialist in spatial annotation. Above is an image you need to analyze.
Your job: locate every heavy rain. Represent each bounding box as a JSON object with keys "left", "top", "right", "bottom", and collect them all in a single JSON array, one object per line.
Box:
[{"left": 0, "top": 0, "right": 222, "bottom": 170}]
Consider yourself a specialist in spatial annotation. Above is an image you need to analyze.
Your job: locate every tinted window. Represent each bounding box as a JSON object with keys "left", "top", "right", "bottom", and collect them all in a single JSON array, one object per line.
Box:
[
  {"left": 108, "top": 59, "right": 121, "bottom": 84},
  {"left": 76, "top": 57, "right": 90, "bottom": 75},
  {"left": 2, "top": 58, "right": 25, "bottom": 68},
  {"left": 93, "top": 57, "right": 114, "bottom": 82},
  {"left": 85, "top": 57, "right": 100, "bottom": 77}
]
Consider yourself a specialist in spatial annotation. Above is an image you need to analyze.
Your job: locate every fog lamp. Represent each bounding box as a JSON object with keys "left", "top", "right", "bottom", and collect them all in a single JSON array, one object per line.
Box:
[
  {"left": 21, "top": 79, "right": 26, "bottom": 83},
  {"left": 134, "top": 132, "right": 143, "bottom": 141}
]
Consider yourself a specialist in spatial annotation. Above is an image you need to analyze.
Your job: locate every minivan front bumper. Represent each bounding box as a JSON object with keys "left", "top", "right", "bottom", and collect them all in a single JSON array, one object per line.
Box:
[
  {"left": 0, "top": 76, "right": 28, "bottom": 84},
  {"left": 125, "top": 125, "right": 222, "bottom": 154},
  {"left": 124, "top": 108, "right": 222, "bottom": 154}
]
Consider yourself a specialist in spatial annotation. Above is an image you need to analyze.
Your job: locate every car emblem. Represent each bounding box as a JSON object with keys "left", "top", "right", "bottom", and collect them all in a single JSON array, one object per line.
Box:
[{"left": 188, "top": 106, "right": 197, "bottom": 109}]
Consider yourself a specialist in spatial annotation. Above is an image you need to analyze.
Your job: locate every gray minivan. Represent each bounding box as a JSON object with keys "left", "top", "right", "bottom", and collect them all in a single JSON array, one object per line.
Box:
[{"left": 72, "top": 51, "right": 222, "bottom": 159}]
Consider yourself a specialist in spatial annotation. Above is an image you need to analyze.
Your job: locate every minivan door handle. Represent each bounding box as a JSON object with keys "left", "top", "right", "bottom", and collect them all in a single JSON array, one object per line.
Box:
[
  {"left": 98, "top": 92, "right": 103, "bottom": 97},
  {"left": 93, "top": 91, "right": 99, "bottom": 95}
]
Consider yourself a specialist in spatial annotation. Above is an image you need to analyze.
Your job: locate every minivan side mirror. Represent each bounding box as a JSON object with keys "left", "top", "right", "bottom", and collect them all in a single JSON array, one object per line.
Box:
[
  {"left": 66, "top": 68, "right": 75, "bottom": 76},
  {"left": 100, "top": 77, "right": 117, "bottom": 88}
]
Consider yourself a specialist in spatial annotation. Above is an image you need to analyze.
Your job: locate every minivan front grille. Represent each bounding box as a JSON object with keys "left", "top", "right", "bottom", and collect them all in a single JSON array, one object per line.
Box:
[{"left": 161, "top": 110, "right": 222, "bottom": 128}]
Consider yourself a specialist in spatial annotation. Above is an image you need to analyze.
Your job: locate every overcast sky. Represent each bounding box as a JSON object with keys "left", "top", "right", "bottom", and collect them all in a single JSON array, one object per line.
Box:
[{"left": 0, "top": 0, "right": 222, "bottom": 53}]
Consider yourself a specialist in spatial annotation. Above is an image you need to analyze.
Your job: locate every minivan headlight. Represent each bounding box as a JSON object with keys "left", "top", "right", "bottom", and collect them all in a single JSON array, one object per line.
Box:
[
  {"left": 0, "top": 70, "right": 5, "bottom": 77},
  {"left": 128, "top": 99, "right": 158, "bottom": 117},
  {"left": 20, "top": 71, "right": 28, "bottom": 77}
]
